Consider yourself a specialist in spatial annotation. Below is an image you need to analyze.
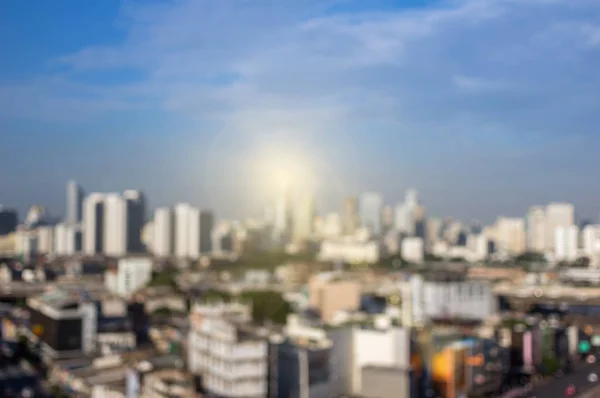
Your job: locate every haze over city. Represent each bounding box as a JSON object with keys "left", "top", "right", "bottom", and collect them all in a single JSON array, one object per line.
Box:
[{"left": 2, "top": 0, "right": 600, "bottom": 222}]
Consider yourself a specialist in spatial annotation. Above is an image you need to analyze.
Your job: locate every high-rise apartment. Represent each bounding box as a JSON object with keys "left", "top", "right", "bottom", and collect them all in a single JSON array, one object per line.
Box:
[
  {"left": 124, "top": 190, "right": 145, "bottom": 253},
  {"left": 342, "top": 197, "right": 359, "bottom": 235},
  {"left": 555, "top": 225, "right": 579, "bottom": 262},
  {"left": 200, "top": 210, "right": 214, "bottom": 254},
  {"left": 526, "top": 206, "right": 546, "bottom": 253},
  {"left": 153, "top": 207, "right": 174, "bottom": 257},
  {"left": 545, "top": 203, "right": 575, "bottom": 252},
  {"left": 104, "top": 193, "right": 127, "bottom": 256},
  {"left": 494, "top": 217, "right": 526, "bottom": 255},
  {"left": 360, "top": 192, "right": 383, "bottom": 235},
  {"left": 66, "top": 180, "right": 84, "bottom": 224},
  {"left": 293, "top": 195, "right": 315, "bottom": 243},
  {"left": 83, "top": 193, "right": 106, "bottom": 255},
  {"left": 174, "top": 203, "right": 194, "bottom": 258}
]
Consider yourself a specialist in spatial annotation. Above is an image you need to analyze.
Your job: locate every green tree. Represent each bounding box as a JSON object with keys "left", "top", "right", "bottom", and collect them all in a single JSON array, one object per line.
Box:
[{"left": 240, "top": 290, "right": 292, "bottom": 325}]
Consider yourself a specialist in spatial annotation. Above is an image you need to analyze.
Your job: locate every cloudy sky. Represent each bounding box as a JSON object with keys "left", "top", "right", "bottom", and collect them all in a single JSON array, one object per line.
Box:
[{"left": 1, "top": 0, "right": 600, "bottom": 223}]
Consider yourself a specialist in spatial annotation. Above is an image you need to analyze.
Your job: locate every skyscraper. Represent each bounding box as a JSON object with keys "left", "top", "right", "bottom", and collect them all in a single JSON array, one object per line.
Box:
[
  {"left": 360, "top": 192, "right": 383, "bottom": 235},
  {"left": 153, "top": 207, "right": 174, "bottom": 258},
  {"left": 174, "top": 203, "right": 194, "bottom": 259},
  {"left": 495, "top": 217, "right": 526, "bottom": 255},
  {"left": 104, "top": 193, "right": 127, "bottom": 256},
  {"left": 293, "top": 195, "right": 314, "bottom": 243},
  {"left": 526, "top": 206, "right": 546, "bottom": 253},
  {"left": 545, "top": 203, "right": 575, "bottom": 252},
  {"left": 0, "top": 206, "right": 18, "bottom": 236},
  {"left": 342, "top": 197, "right": 358, "bottom": 235},
  {"left": 200, "top": 210, "right": 215, "bottom": 254},
  {"left": 83, "top": 193, "right": 105, "bottom": 255},
  {"left": 124, "top": 190, "right": 145, "bottom": 253},
  {"left": 66, "top": 180, "right": 84, "bottom": 224}
]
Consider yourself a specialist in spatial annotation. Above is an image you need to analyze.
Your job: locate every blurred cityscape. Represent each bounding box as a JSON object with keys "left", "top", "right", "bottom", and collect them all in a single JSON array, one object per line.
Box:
[{"left": 0, "top": 181, "right": 599, "bottom": 397}]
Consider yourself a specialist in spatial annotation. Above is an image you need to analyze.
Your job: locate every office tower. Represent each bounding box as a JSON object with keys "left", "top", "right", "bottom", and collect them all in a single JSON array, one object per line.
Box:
[
  {"left": 124, "top": 190, "right": 145, "bottom": 253},
  {"left": 342, "top": 197, "right": 359, "bottom": 235},
  {"left": 414, "top": 205, "right": 427, "bottom": 239},
  {"left": 582, "top": 225, "right": 600, "bottom": 257},
  {"left": 103, "top": 193, "right": 127, "bottom": 256},
  {"left": 360, "top": 192, "right": 383, "bottom": 235},
  {"left": 174, "top": 203, "right": 193, "bottom": 258},
  {"left": 555, "top": 225, "right": 579, "bottom": 262},
  {"left": 66, "top": 180, "right": 84, "bottom": 224},
  {"left": 527, "top": 206, "right": 546, "bottom": 253},
  {"left": 495, "top": 217, "right": 526, "bottom": 255},
  {"left": 426, "top": 218, "right": 442, "bottom": 251},
  {"left": 55, "top": 223, "right": 82, "bottom": 255},
  {"left": 293, "top": 195, "right": 314, "bottom": 243},
  {"left": 394, "top": 189, "right": 422, "bottom": 237},
  {"left": 153, "top": 207, "right": 173, "bottom": 257},
  {"left": 0, "top": 206, "right": 18, "bottom": 236},
  {"left": 273, "top": 178, "right": 292, "bottom": 243},
  {"left": 83, "top": 193, "right": 106, "bottom": 255},
  {"left": 200, "top": 210, "right": 215, "bottom": 254},
  {"left": 546, "top": 203, "right": 575, "bottom": 252},
  {"left": 395, "top": 203, "right": 413, "bottom": 234},
  {"left": 405, "top": 188, "right": 419, "bottom": 207},
  {"left": 36, "top": 226, "right": 54, "bottom": 254}
]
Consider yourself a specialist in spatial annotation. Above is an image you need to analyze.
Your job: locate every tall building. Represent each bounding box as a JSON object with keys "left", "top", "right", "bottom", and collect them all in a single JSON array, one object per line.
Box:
[
  {"left": 174, "top": 203, "right": 194, "bottom": 259},
  {"left": 83, "top": 193, "right": 106, "bottom": 255},
  {"left": 104, "top": 193, "right": 127, "bottom": 257},
  {"left": 273, "top": 179, "right": 292, "bottom": 243},
  {"left": 66, "top": 180, "right": 84, "bottom": 224},
  {"left": 293, "top": 195, "right": 315, "bottom": 243},
  {"left": 555, "top": 225, "right": 579, "bottom": 262},
  {"left": 494, "top": 217, "right": 526, "bottom": 255},
  {"left": 527, "top": 206, "right": 546, "bottom": 253},
  {"left": 426, "top": 218, "right": 442, "bottom": 251},
  {"left": 200, "top": 210, "right": 215, "bottom": 254},
  {"left": 55, "top": 223, "right": 82, "bottom": 256},
  {"left": 360, "top": 192, "right": 383, "bottom": 235},
  {"left": 582, "top": 225, "right": 600, "bottom": 257},
  {"left": 153, "top": 207, "right": 173, "bottom": 257},
  {"left": 124, "top": 190, "right": 145, "bottom": 253},
  {"left": 0, "top": 206, "right": 18, "bottom": 236},
  {"left": 342, "top": 197, "right": 359, "bottom": 235},
  {"left": 546, "top": 203, "right": 575, "bottom": 252}
]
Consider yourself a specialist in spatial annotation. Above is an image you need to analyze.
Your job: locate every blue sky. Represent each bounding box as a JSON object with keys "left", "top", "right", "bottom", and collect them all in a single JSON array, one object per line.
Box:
[{"left": 1, "top": 0, "right": 600, "bottom": 223}]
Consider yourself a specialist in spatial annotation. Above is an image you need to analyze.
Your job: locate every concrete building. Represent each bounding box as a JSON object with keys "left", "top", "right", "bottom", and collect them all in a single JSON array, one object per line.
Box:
[
  {"left": 83, "top": 193, "right": 106, "bottom": 255},
  {"left": 494, "top": 217, "right": 526, "bottom": 255},
  {"left": 546, "top": 203, "right": 575, "bottom": 252},
  {"left": 555, "top": 225, "right": 579, "bottom": 262},
  {"left": 0, "top": 206, "right": 18, "bottom": 236},
  {"left": 36, "top": 226, "right": 54, "bottom": 255},
  {"left": 342, "top": 197, "right": 359, "bottom": 235},
  {"left": 174, "top": 203, "right": 193, "bottom": 259},
  {"left": 426, "top": 218, "right": 442, "bottom": 251},
  {"left": 527, "top": 206, "right": 546, "bottom": 253},
  {"left": 153, "top": 208, "right": 174, "bottom": 258},
  {"left": 105, "top": 257, "right": 153, "bottom": 297},
  {"left": 582, "top": 225, "right": 600, "bottom": 257},
  {"left": 124, "top": 190, "right": 145, "bottom": 254},
  {"left": 401, "top": 237, "right": 424, "bottom": 264},
  {"left": 104, "top": 193, "right": 127, "bottom": 257},
  {"left": 66, "top": 180, "right": 84, "bottom": 224},
  {"left": 309, "top": 273, "right": 361, "bottom": 324},
  {"left": 323, "top": 213, "right": 342, "bottom": 238},
  {"left": 188, "top": 302, "right": 269, "bottom": 398},
  {"left": 55, "top": 223, "right": 81, "bottom": 256},
  {"left": 293, "top": 195, "right": 315, "bottom": 244},
  {"left": 318, "top": 238, "right": 381, "bottom": 264},
  {"left": 360, "top": 192, "right": 383, "bottom": 235}
]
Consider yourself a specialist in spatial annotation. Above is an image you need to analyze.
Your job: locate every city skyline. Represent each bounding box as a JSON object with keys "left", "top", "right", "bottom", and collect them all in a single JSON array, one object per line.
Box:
[{"left": 2, "top": 0, "right": 600, "bottom": 222}]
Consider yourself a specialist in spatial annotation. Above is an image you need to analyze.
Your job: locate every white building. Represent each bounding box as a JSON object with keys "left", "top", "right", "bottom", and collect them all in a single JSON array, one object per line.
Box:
[
  {"left": 401, "top": 237, "right": 424, "bottom": 264},
  {"left": 319, "top": 238, "right": 382, "bottom": 264},
  {"left": 55, "top": 223, "right": 81, "bottom": 256},
  {"left": 323, "top": 213, "right": 342, "bottom": 238},
  {"left": 582, "top": 225, "right": 600, "bottom": 257},
  {"left": 360, "top": 193, "right": 383, "bottom": 235},
  {"left": 546, "top": 203, "right": 575, "bottom": 252},
  {"left": 526, "top": 206, "right": 546, "bottom": 253},
  {"left": 174, "top": 203, "right": 193, "bottom": 259},
  {"left": 188, "top": 302, "right": 268, "bottom": 398},
  {"left": 555, "top": 225, "right": 580, "bottom": 262},
  {"left": 494, "top": 217, "right": 526, "bottom": 255},
  {"left": 36, "top": 226, "right": 54, "bottom": 255},
  {"left": 83, "top": 193, "right": 106, "bottom": 255},
  {"left": 104, "top": 193, "right": 127, "bottom": 257},
  {"left": 105, "top": 257, "right": 153, "bottom": 297},
  {"left": 402, "top": 274, "right": 496, "bottom": 326},
  {"left": 153, "top": 208, "right": 173, "bottom": 258},
  {"left": 293, "top": 195, "right": 314, "bottom": 243}
]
